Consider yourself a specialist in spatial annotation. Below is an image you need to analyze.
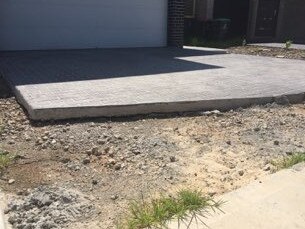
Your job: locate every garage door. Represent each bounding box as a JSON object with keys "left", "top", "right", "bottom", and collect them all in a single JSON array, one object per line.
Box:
[{"left": 0, "top": 0, "right": 168, "bottom": 50}]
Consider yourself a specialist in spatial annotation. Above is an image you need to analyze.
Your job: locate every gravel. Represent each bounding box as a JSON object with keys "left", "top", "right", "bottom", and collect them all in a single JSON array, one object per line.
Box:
[
  {"left": 1, "top": 97, "right": 305, "bottom": 228},
  {"left": 228, "top": 45, "right": 305, "bottom": 60},
  {"left": 5, "top": 186, "right": 97, "bottom": 229}
]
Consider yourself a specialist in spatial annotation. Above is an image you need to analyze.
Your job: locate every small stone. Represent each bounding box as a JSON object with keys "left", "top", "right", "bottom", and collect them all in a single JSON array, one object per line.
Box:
[
  {"left": 238, "top": 170, "right": 244, "bottom": 176},
  {"left": 82, "top": 158, "right": 90, "bottom": 165},
  {"left": 97, "top": 139, "right": 105, "bottom": 145},
  {"left": 8, "top": 179, "right": 15, "bottom": 184},
  {"left": 211, "top": 110, "right": 222, "bottom": 116},
  {"left": 60, "top": 158, "right": 70, "bottom": 164},
  {"left": 16, "top": 189, "right": 29, "bottom": 196},
  {"left": 8, "top": 140, "right": 15, "bottom": 145},
  {"left": 254, "top": 127, "right": 260, "bottom": 132},
  {"left": 169, "top": 156, "right": 177, "bottom": 162},
  {"left": 202, "top": 111, "right": 212, "bottom": 116},
  {"left": 92, "top": 180, "right": 98, "bottom": 185},
  {"left": 107, "top": 158, "right": 116, "bottom": 165},
  {"left": 110, "top": 195, "right": 119, "bottom": 200},
  {"left": 63, "top": 146, "right": 69, "bottom": 152},
  {"left": 91, "top": 147, "right": 102, "bottom": 156},
  {"left": 3, "top": 208, "right": 10, "bottom": 214},
  {"left": 104, "top": 147, "right": 110, "bottom": 154},
  {"left": 274, "top": 140, "right": 280, "bottom": 146},
  {"left": 114, "top": 134, "right": 123, "bottom": 140},
  {"left": 108, "top": 151, "right": 114, "bottom": 158},
  {"left": 263, "top": 165, "right": 271, "bottom": 171},
  {"left": 132, "top": 149, "right": 141, "bottom": 155},
  {"left": 8, "top": 215, "right": 18, "bottom": 224},
  {"left": 114, "top": 164, "right": 121, "bottom": 170},
  {"left": 208, "top": 191, "right": 217, "bottom": 197},
  {"left": 85, "top": 149, "right": 92, "bottom": 156},
  {"left": 226, "top": 140, "right": 232, "bottom": 145},
  {"left": 229, "top": 164, "right": 236, "bottom": 169}
]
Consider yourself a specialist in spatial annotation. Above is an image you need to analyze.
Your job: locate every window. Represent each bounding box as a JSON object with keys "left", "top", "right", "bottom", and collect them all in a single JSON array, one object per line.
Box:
[{"left": 185, "top": 0, "right": 196, "bottom": 18}]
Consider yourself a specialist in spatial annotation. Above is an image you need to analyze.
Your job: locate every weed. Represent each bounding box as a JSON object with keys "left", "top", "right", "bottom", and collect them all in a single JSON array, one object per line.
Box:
[
  {"left": 242, "top": 39, "right": 247, "bottom": 46},
  {"left": 119, "top": 189, "right": 223, "bottom": 229},
  {"left": 0, "top": 151, "right": 13, "bottom": 170},
  {"left": 285, "top": 40, "right": 293, "bottom": 49},
  {"left": 185, "top": 36, "right": 244, "bottom": 49},
  {"left": 272, "top": 152, "right": 305, "bottom": 170}
]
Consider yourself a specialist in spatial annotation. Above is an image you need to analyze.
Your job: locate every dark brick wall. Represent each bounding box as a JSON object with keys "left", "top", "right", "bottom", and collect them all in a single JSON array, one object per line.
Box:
[{"left": 168, "top": 0, "right": 185, "bottom": 47}]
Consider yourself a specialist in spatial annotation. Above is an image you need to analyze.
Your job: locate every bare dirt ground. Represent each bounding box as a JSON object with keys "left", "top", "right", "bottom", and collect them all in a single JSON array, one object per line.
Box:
[
  {"left": 228, "top": 45, "right": 305, "bottom": 60},
  {"left": 1, "top": 96, "right": 305, "bottom": 228}
]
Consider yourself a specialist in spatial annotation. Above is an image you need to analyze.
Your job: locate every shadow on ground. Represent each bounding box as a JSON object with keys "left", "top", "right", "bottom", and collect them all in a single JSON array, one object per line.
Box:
[
  {"left": 0, "top": 47, "right": 225, "bottom": 85},
  {"left": 0, "top": 75, "right": 12, "bottom": 98}
]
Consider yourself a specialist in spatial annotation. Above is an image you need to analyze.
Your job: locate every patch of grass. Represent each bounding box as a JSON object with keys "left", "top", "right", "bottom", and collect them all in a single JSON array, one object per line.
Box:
[
  {"left": 118, "top": 189, "right": 223, "bottom": 229},
  {"left": 0, "top": 118, "right": 4, "bottom": 135},
  {"left": 0, "top": 151, "right": 13, "bottom": 170},
  {"left": 285, "top": 40, "right": 293, "bottom": 49},
  {"left": 272, "top": 152, "right": 305, "bottom": 170},
  {"left": 185, "top": 36, "right": 244, "bottom": 49}
]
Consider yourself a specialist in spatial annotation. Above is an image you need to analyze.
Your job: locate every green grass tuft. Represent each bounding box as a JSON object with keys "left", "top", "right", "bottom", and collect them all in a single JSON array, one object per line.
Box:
[
  {"left": 0, "top": 152, "right": 13, "bottom": 170},
  {"left": 285, "top": 40, "right": 293, "bottom": 49},
  {"left": 119, "top": 189, "right": 223, "bottom": 229},
  {"left": 272, "top": 152, "right": 305, "bottom": 170}
]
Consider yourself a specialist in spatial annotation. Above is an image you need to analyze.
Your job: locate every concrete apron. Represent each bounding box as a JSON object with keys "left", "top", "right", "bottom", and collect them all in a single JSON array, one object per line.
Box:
[{"left": 167, "top": 163, "right": 305, "bottom": 229}]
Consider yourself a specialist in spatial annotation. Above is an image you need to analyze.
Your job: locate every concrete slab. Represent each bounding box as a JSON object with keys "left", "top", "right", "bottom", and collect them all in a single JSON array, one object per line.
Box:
[
  {"left": 168, "top": 164, "right": 305, "bottom": 229},
  {"left": 250, "top": 43, "right": 305, "bottom": 50},
  {"left": 1, "top": 47, "right": 305, "bottom": 120}
]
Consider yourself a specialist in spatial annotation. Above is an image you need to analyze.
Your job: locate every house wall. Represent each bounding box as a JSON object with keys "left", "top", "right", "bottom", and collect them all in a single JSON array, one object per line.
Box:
[
  {"left": 168, "top": 0, "right": 185, "bottom": 47},
  {"left": 276, "top": 0, "right": 305, "bottom": 43},
  {"left": 195, "top": 0, "right": 214, "bottom": 21},
  {"left": 214, "top": 0, "right": 250, "bottom": 35},
  {"left": 248, "top": 0, "right": 305, "bottom": 43}
]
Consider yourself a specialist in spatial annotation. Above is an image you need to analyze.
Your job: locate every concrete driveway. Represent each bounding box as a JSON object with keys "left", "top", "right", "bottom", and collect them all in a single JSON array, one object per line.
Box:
[{"left": 1, "top": 47, "right": 305, "bottom": 120}]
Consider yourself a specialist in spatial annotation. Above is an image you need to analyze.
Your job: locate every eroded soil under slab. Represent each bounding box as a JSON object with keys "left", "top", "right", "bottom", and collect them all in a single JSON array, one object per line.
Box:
[{"left": 1, "top": 97, "right": 305, "bottom": 228}]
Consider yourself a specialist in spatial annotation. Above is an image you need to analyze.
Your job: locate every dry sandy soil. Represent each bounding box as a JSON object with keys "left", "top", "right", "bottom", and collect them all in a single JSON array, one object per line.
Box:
[
  {"left": 228, "top": 45, "right": 305, "bottom": 60},
  {"left": 1, "top": 95, "right": 305, "bottom": 228}
]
